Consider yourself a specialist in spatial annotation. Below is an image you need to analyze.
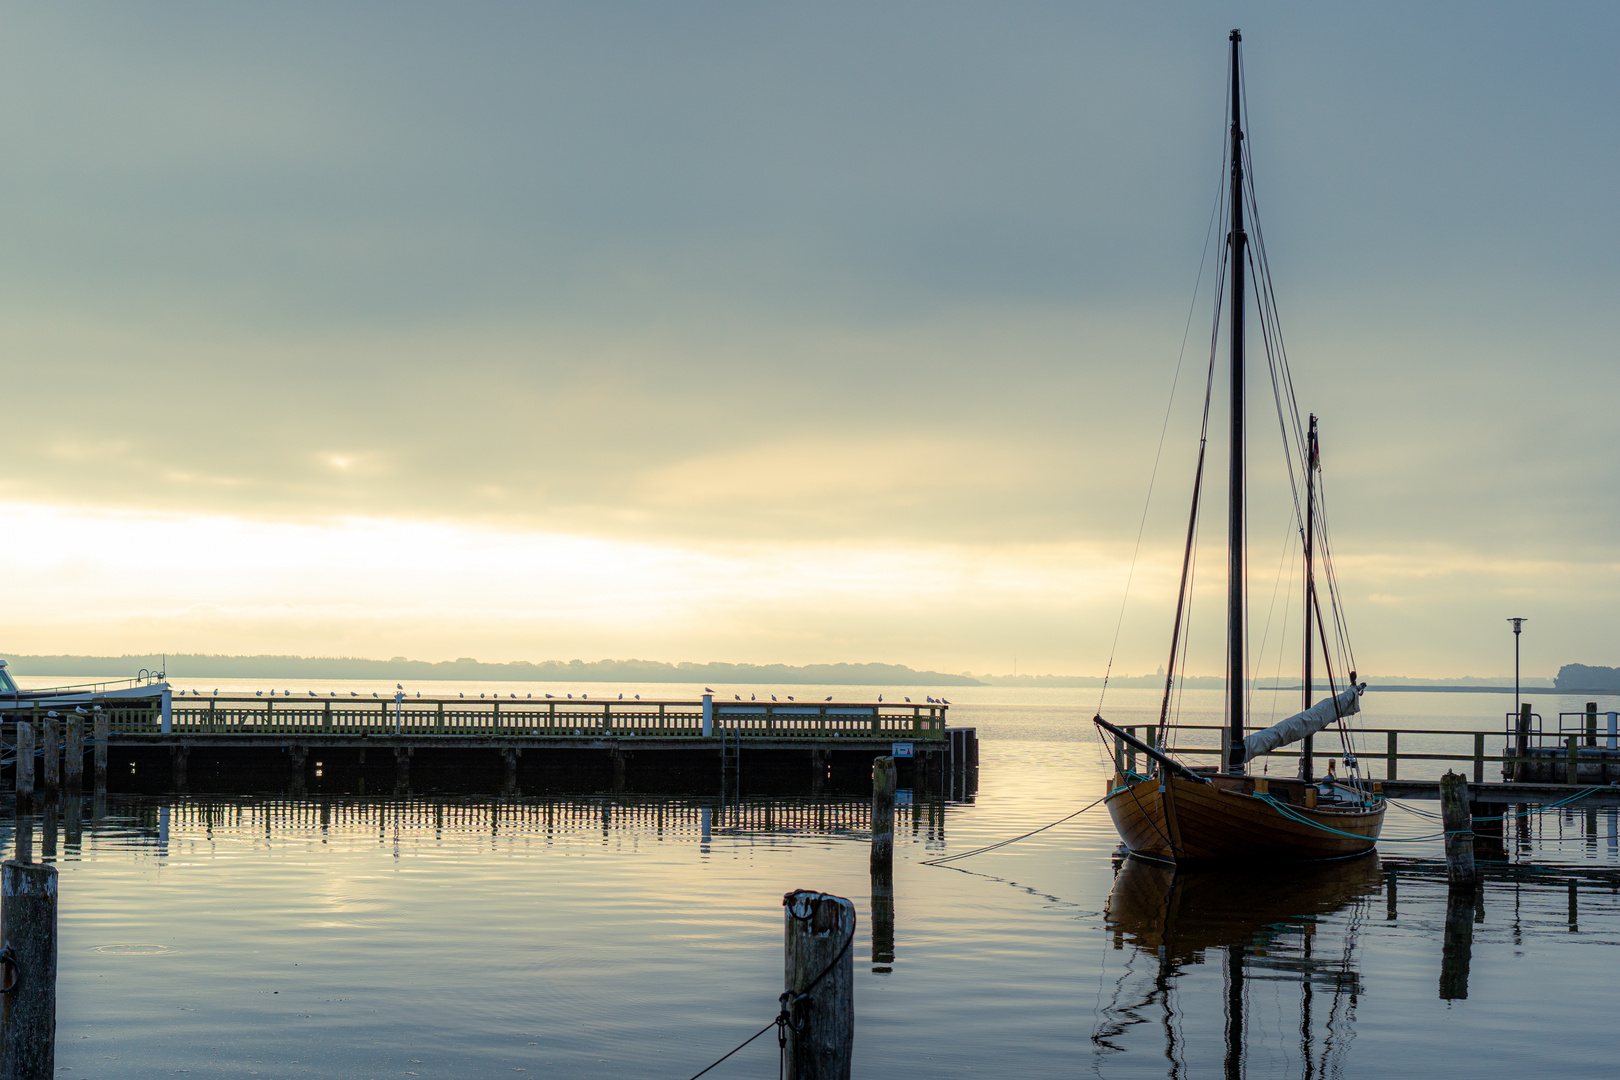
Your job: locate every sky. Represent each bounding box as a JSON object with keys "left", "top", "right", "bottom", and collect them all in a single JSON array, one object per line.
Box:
[{"left": 0, "top": 2, "right": 1615, "bottom": 679}]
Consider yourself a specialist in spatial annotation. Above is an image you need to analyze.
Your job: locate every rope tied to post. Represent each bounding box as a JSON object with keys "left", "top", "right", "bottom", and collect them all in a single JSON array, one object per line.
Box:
[{"left": 682, "top": 903, "right": 856, "bottom": 1080}]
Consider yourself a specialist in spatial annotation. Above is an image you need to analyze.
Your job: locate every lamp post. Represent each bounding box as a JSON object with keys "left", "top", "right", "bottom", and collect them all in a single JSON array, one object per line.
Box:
[{"left": 1507, "top": 617, "right": 1527, "bottom": 717}]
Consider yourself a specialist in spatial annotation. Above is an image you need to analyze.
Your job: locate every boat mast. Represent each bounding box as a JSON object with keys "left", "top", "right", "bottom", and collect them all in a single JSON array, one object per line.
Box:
[
  {"left": 1301, "top": 414, "right": 1317, "bottom": 781},
  {"left": 1226, "top": 28, "right": 1247, "bottom": 773}
]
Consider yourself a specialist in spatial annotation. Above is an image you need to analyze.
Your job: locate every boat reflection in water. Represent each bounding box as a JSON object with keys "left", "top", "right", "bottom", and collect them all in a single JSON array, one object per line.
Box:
[{"left": 1098, "top": 853, "right": 1382, "bottom": 1078}]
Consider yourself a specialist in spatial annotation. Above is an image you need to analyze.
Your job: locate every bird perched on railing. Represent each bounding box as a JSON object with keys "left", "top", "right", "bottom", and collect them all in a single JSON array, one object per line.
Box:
[
  {"left": 705, "top": 687, "right": 714, "bottom": 693},
  {"left": 255, "top": 690, "right": 264, "bottom": 697},
  {"left": 545, "top": 693, "right": 554, "bottom": 699},
  {"left": 824, "top": 696, "right": 832, "bottom": 702},
  {"left": 308, "top": 691, "right": 316, "bottom": 697},
  {"left": 877, "top": 695, "right": 883, "bottom": 702}
]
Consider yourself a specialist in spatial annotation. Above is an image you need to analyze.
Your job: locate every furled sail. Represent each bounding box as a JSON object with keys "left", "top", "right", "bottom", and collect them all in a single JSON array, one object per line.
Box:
[{"left": 1237, "top": 684, "right": 1364, "bottom": 765}]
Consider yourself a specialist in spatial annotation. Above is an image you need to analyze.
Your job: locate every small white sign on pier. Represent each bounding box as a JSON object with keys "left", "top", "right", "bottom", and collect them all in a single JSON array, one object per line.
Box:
[{"left": 891, "top": 742, "right": 914, "bottom": 758}]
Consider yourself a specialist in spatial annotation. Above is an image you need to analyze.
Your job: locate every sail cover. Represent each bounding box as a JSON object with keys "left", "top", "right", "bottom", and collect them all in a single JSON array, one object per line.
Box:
[{"left": 1237, "top": 685, "right": 1363, "bottom": 765}]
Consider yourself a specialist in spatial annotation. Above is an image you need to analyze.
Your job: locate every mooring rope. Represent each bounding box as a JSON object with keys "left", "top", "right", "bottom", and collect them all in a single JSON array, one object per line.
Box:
[{"left": 923, "top": 796, "right": 1108, "bottom": 866}]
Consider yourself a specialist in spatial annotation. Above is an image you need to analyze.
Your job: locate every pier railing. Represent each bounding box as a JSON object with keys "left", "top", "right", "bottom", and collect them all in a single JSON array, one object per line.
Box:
[
  {"left": 95, "top": 696, "right": 946, "bottom": 740},
  {"left": 1107, "top": 722, "right": 1620, "bottom": 785}
]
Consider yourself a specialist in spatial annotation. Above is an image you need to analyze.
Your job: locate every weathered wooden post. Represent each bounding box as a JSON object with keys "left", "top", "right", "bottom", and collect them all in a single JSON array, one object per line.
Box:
[
  {"left": 1439, "top": 771, "right": 1476, "bottom": 889},
  {"left": 1586, "top": 702, "right": 1598, "bottom": 748},
  {"left": 64, "top": 717, "right": 83, "bottom": 796},
  {"left": 1, "top": 860, "right": 59, "bottom": 1079},
  {"left": 40, "top": 717, "right": 58, "bottom": 798},
  {"left": 783, "top": 890, "right": 855, "bottom": 1080},
  {"left": 870, "top": 757, "right": 895, "bottom": 873},
  {"left": 92, "top": 713, "right": 109, "bottom": 792},
  {"left": 14, "top": 723, "right": 33, "bottom": 811},
  {"left": 870, "top": 756, "right": 896, "bottom": 973}
]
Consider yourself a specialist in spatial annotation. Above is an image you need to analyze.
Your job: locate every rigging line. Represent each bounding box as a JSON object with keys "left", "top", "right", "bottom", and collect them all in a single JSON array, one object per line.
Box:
[{"left": 1097, "top": 143, "right": 1228, "bottom": 717}]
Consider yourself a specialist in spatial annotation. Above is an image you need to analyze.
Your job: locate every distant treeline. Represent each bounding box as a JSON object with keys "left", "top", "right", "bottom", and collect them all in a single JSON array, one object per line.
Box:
[
  {"left": 1555, "top": 664, "right": 1620, "bottom": 692},
  {"left": 2, "top": 653, "right": 983, "bottom": 687}
]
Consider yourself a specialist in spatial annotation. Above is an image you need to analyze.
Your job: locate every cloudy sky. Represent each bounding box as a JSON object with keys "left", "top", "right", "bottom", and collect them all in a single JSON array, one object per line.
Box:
[{"left": 0, "top": 2, "right": 1614, "bottom": 679}]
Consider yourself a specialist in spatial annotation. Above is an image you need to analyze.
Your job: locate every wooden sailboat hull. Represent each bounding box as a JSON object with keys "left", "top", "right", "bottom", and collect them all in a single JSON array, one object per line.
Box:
[{"left": 1104, "top": 772, "right": 1383, "bottom": 863}]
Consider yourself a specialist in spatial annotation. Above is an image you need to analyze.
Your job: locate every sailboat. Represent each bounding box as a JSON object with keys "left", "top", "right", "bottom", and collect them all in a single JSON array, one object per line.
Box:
[{"left": 1094, "top": 31, "right": 1385, "bottom": 863}]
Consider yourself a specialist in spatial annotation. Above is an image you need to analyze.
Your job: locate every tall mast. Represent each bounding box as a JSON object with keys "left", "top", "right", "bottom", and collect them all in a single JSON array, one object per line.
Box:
[
  {"left": 1301, "top": 414, "right": 1317, "bottom": 781},
  {"left": 1225, "top": 29, "right": 1247, "bottom": 773}
]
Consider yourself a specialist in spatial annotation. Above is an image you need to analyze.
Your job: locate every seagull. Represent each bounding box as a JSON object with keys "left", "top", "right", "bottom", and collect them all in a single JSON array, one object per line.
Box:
[
  {"left": 212, "top": 689, "right": 218, "bottom": 696},
  {"left": 567, "top": 694, "right": 573, "bottom": 699},
  {"left": 329, "top": 692, "right": 336, "bottom": 697},
  {"left": 308, "top": 690, "right": 316, "bottom": 697},
  {"left": 787, "top": 696, "right": 795, "bottom": 702},
  {"left": 941, "top": 698, "right": 951, "bottom": 705},
  {"left": 824, "top": 696, "right": 832, "bottom": 702},
  {"left": 75, "top": 705, "right": 88, "bottom": 715},
  {"left": 582, "top": 693, "right": 588, "bottom": 700},
  {"left": 372, "top": 692, "right": 379, "bottom": 698},
  {"left": 877, "top": 695, "right": 883, "bottom": 702},
  {"left": 750, "top": 694, "right": 756, "bottom": 701},
  {"left": 705, "top": 687, "right": 714, "bottom": 693},
  {"left": 351, "top": 691, "right": 359, "bottom": 697},
  {"left": 416, "top": 692, "right": 421, "bottom": 698},
  {"left": 255, "top": 690, "right": 263, "bottom": 697},
  {"left": 545, "top": 693, "right": 554, "bottom": 699},
  {"left": 619, "top": 693, "right": 624, "bottom": 700},
  {"left": 459, "top": 692, "right": 465, "bottom": 698},
  {"left": 771, "top": 695, "right": 777, "bottom": 702},
  {"left": 904, "top": 697, "right": 911, "bottom": 703},
  {"left": 526, "top": 693, "right": 532, "bottom": 699},
  {"left": 480, "top": 693, "right": 486, "bottom": 699},
  {"left": 634, "top": 694, "right": 640, "bottom": 700}
]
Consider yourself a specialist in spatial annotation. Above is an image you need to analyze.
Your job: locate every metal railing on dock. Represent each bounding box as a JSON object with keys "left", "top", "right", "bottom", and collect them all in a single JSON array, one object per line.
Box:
[
  {"left": 1105, "top": 721, "right": 1620, "bottom": 786},
  {"left": 93, "top": 695, "right": 947, "bottom": 740}
]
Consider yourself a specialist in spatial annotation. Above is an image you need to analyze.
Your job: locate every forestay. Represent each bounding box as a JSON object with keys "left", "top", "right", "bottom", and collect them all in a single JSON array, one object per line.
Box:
[{"left": 1237, "top": 685, "right": 1364, "bottom": 764}]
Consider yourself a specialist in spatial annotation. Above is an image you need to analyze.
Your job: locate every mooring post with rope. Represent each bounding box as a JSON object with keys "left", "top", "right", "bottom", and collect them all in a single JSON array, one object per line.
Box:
[
  {"left": 1439, "top": 771, "right": 1477, "bottom": 890},
  {"left": 0, "top": 860, "right": 58, "bottom": 1080},
  {"left": 870, "top": 757, "right": 896, "bottom": 971},
  {"left": 13, "top": 724, "right": 33, "bottom": 813},
  {"left": 783, "top": 890, "right": 855, "bottom": 1080}
]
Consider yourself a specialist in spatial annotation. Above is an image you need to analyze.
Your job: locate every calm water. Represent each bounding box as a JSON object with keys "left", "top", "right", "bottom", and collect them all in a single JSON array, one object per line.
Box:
[{"left": 16, "top": 683, "right": 1620, "bottom": 1078}]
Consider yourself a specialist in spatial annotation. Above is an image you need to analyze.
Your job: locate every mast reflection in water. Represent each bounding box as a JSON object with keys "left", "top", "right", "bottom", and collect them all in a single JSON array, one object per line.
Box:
[{"left": 1098, "top": 855, "right": 1381, "bottom": 1078}]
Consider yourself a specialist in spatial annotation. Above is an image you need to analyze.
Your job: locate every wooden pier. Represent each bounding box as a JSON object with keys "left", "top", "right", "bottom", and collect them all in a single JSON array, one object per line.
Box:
[{"left": 4, "top": 694, "right": 970, "bottom": 796}]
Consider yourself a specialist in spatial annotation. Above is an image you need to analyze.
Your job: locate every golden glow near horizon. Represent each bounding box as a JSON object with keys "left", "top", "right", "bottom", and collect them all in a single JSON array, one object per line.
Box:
[{"left": 0, "top": 7, "right": 1615, "bottom": 678}]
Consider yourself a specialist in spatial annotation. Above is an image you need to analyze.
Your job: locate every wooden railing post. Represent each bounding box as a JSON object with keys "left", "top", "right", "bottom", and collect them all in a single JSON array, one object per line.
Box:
[
  {"left": 783, "top": 890, "right": 855, "bottom": 1080},
  {"left": 1586, "top": 701, "right": 1598, "bottom": 748},
  {"left": 1386, "top": 731, "right": 1398, "bottom": 781},
  {"left": 1473, "top": 732, "right": 1485, "bottom": 784},
  {"left": 323, "top": 701, "right": 332, "bottom": 732},
  {"left": 436, "top": 702, "right": 445, "bottom": 734}
]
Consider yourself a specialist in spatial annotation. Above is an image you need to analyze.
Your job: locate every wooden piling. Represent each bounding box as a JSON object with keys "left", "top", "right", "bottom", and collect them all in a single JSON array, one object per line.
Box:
[
  {"left": 1566, "top": 735, "right": 1578, "bottom": 786},
  {"left": 92, "top": 714, "right": 108, "bottom": 792},
  {"left": 1439, "top": 771, "right": 1476, "bottom": 889},
  {"left": 40, "top": 718, "right": 58, "bottom": 797},
  {"left": 63, "top": 718, "right": 83, "bottom": 796},
  {"left": 1587, "top": 702, "right": 1598, "bottom": 748},
  {"left": 783, "top": 890, "right": 855, "bottom": 1080},
  {"left": 14, "top": 724, "right": 33, "bottom": 810},
  {"left": 0, "top": 860, "right": 58, "bottom": 1080},
  {"left": 871, "top": 757, "right": 895, "bottom": 873}
]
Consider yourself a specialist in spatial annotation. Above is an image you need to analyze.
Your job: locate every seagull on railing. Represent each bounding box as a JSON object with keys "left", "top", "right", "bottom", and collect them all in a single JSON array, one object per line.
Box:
[
  {"left": 904, "top": 697, "right": 911, "bottom": 703},
  {"left": 308, "top": 691, "right": 316, "bottom": 697},
  {"left": 824, "top": 696, "right": 832, "bottom": 702},
  {"left": 787, "top": 696, "right": 795, "bottom": 701},
  {"left": 877, "top": 695, "right": 883, "bottom": 702},
  {"left": 372, "top": 692, "right": 379, "bottom": 698},
  {"left": 351, "top": 691, "right": 359, "bottom": 697},
  {"left": 941, "top": 698, "right": 951, "bottom": 705},
  {"left": 459, "top": 692, "right": 465, "bottom": 698},
  {"left": 255, "top": 690, "right": 264, "bottom": 697},
  {"left": 545, "top": 693, "right": 554, "bottom": 699},
  {"left": 771, "top": 695, "right": 777, "bottom": 702},
  {"left": 397, "top": 684, "right": 403, "bottom": 691},
  {"left": 582, "top": 693, "right": 588, "bottom": 700},
  {"left": 750, "top": 694, "right": 756, "bottom": 701},
  {"left": 619, "top": 693, "right": 624, "bottom": 700},
  {"left": 567, "top": 693, "right": 573, "bottom": 699},
  {"left": 634, "top": 694, "right": 640, "bottom": 700}
]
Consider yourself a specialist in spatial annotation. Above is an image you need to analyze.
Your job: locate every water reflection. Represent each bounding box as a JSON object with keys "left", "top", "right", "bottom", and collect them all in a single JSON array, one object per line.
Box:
[{"left": 1100, "top": 856, "right": 1381, "bottom": 1077}]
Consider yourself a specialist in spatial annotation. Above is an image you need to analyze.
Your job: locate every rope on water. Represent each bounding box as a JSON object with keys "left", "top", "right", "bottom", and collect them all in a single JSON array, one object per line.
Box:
[{"left": 923, "top": 795, "right": 1108, "bottom": 866}]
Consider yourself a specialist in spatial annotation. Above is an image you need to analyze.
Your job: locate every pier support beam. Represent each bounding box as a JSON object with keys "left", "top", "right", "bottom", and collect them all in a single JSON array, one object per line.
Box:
[
  {"left": 783, "top": 890, "right": 855, "bottom": 1080},
  {"left": 393, "top": 747, "right": 411, "bottom": 795},
  {"left": 290, "top": 745, "right": 307, "bottom": 796},
  {"left": 1, "top": 860, "right": 59, "bottom": 1079},
  {"left": 64, "top": 717, "right": 83, "bottom": 796},
  {"left": 1440, "top": 771, "right": 1476, "bottom": 890}
]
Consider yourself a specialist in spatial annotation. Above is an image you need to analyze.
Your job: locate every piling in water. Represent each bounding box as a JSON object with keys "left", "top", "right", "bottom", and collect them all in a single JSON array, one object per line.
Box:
[
  {"left": 14, "top": 724, "right": 33, "bottom": 811},
  {"left": 871, "top": 756, "right": 895, "bottom": 874},
  {"left": 1, "top": 860, "right": 59, "bottom": 1080},
  {"left": 1439, "top": 889, "right": 1474, "bottom": 1000},
  {"left": 783, "top": 890, "right": 855, "bottom": 1080},
  {"left": 1440, "top": 771, "right": 1477, "bottom": 889},
  {"left": 92, "top": 714, "right": 108, "bottom": 792},
  {"left": 64, "top": 718, "right": 83, "bottom": 796},
  {"left": 40, "top": 719, "right": 58, "bottom": 797}
]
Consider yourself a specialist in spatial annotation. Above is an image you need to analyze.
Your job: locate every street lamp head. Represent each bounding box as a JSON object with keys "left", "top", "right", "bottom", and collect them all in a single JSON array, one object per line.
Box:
[{"left": 1507, "top": 617, "right": 1527, "bottom": 633}]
